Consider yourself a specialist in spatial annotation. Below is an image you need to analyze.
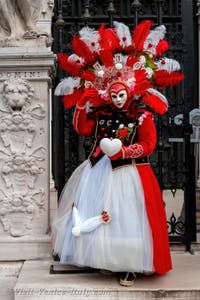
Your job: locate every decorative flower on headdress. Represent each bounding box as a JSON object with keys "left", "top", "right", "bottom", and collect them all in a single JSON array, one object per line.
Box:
[{"left": 55, "top": 20, "right": 184, "bottom": 115}]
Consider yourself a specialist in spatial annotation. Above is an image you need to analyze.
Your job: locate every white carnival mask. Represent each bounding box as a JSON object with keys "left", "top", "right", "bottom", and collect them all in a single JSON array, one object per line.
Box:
[
  {"left": 110, "top": 89, "right": 128, "bottom": 108},
  {"left": 109, "top": 83, "right": 128, "bottom": 108}
]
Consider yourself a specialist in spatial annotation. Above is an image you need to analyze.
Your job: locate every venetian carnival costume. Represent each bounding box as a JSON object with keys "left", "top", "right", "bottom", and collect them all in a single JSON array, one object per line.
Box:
[{"left": 52, "top": 20, "right": 184, "bottom": 286}]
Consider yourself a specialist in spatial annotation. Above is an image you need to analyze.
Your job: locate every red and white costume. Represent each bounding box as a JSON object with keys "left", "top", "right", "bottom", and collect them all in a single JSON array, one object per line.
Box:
[{"left": 52, "top": 20, "right": 184, "bottom": 275}]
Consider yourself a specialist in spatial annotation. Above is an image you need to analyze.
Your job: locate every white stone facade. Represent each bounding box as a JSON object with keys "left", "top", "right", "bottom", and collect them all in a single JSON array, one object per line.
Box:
[{"left": 0, "top": 0, "right": 55, "bottom": 261}]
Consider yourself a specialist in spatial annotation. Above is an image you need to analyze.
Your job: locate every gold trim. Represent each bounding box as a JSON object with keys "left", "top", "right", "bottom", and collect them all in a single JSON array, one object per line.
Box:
[
  {"left": 121, "top": 147, "right": 125, "bottom": 159},
  {"left": 112, "top": 161, "right": 150, "bottom": 171},
  {"left": 74, "top": 109, "right": 81, "bottom": 135},
  {"left": 88, "top": 158, "right": 93, "bottom": 168},
  {"left": 88, "top": 115, "right": 99, "bottom": 165},
  {"left": 76, "top": 104, "right": 86, "bottom": 110},
  {"left": 130, "top": 124, "right": 138, "bottom": 145}
]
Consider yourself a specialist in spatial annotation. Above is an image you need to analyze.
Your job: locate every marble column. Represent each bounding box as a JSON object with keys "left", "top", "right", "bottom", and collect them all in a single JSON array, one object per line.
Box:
[{"left": 0, "top": 0, "right": 55, "bottom": 260}]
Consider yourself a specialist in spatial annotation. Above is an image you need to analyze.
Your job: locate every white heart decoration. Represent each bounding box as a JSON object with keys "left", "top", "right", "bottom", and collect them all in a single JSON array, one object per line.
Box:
[{"left": 100, "top": 138, "right": 122, "bottom": 157}]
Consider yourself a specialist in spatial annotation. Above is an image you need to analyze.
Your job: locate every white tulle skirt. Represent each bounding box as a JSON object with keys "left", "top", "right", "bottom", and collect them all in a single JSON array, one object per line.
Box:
[{"left": 52, "top": 155, "right": 154, "bottom": 273}]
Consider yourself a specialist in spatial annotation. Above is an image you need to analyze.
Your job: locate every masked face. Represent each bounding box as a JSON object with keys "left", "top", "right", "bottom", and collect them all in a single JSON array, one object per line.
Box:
[{"left": 110, "top": 89, "right": 128, "bottom": 109}]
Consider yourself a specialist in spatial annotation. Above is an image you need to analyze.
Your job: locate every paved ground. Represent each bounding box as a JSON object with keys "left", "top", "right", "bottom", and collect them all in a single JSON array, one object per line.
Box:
[
  {"left": 13, "top": 252, "right": 200, "bottom": 300},
  {"left": 0, "top": 262, "right": 23, "bottom": 300}
]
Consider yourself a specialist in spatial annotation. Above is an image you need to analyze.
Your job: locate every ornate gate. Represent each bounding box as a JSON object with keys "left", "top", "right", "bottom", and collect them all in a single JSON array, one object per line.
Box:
[{"left": 52, "top": 0, "right": 198, "bottom": 249}]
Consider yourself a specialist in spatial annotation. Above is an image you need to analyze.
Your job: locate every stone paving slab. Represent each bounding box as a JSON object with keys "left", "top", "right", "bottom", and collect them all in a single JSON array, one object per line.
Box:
[
  {"left": 14, "top": 252, "right": 200, "bottom": 300},
  {"left": 0, "top": 262, "right": 23, "bottom": 300},
  {"left": 0, "top": 278, "right": 17, "bottom": 300}
]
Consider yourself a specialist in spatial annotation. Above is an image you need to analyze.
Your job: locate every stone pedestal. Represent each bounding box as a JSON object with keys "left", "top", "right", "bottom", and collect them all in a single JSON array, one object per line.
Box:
[{"left": 0, "top": 47, "right": 55, "bottom": 260}]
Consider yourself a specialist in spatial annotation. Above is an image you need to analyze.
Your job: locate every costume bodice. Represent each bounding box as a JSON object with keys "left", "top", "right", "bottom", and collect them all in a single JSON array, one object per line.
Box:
[
  {"left": 88, "top": 111, "right": 148, "bottom": 169},
  {"left": 95, "top": 112, "right": 138, "bottom": 144}
]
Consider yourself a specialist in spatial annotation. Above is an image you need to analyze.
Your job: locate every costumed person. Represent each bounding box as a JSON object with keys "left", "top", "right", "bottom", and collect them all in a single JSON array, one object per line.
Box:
[{"left": 51, "top": 20, "right": 184, "bottom": 286}]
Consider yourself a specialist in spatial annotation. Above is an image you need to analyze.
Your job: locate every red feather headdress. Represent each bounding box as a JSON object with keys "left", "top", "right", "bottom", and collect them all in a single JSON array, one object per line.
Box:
[{"left": 55, "top": 20, "right": 184, "bottom": 114}]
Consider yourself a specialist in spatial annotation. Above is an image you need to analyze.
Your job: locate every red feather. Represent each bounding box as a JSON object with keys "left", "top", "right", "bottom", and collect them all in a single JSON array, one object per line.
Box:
[
  {"left": 62, "top": 88, "right": 84, "bottom": 109},
  {"left": 72, "top": 36, "right": 96, "bottom": 65},
  {"left": 132, "top": 20, "right": 154, "bottom": 52},
  {"left": 58, "top": 53, "right": 83, "bottom": 76},
  {"left": 134, "top": 80, "right": 151, "bottom": 95},
  {"left": 99, "top": 49, "right": 114, "bottom": 67},
  {"left": 134, "top": 69, "right": 151, "bottom": 95},
  {"left": 81, "top": 70, "right": 96, "bottom": 82},
  {"left": 122, "top": 45, "right": 134, "bottom": 53},
  {"left": 98, "top": 26, "right": 120, "bottom": 67},
  {"left": 156, "top": 40, "right": 169, "bottom": 56},
  {"left": 155, "top": 70, "right": 184, "bottom": 87},
  {"left": 99, "top": 27, "right": 120, "bottom": 51},
  {"left": 126, "top": 54, "right": 139, "bottom": 67},
  {"left": 142, "top": 93, "right": 168, "bottom": 114},
  {"left": 98, "top": 23, "right": 106, "bottom": 36}
]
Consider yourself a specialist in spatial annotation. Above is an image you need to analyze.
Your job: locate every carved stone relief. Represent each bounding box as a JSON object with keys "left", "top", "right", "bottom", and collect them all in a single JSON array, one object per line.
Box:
[
  {"left": 0, "top": 78, "right": 46, "bottom": 237},
  {"left": 0, "top": 0, "right": 54, "bottom": 47},
  {"left": 0, "top": 188, "right": 45, "bottom": 237},
  {"left": 0, "top": 80, "right": 45, "bottom": 154}
]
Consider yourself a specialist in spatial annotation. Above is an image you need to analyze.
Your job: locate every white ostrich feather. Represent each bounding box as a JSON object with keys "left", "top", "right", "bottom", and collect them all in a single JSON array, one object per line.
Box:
[
  {"left": 155, "top": 58, "right": 181, "bottom": 72},
  {"left": 68, "top": 54, "right": 85, "bottom": 65},
  {"left": 145, "top": 25, "right": 166, "bottom": 46},
  {"left": 113, "top": 21, "right": 132, "bottom": 47},
  {"left": 144, "top": 25, "right": 166, "bottom": 55},
  {"left": 54, "top": 77, "right": 81, "bottom": 96},
  {"left": 79, "top": 26, "right": 100, "bottom": 52},
  {"left": 147, "top": 88, "right": 168, "bottom": 105}
]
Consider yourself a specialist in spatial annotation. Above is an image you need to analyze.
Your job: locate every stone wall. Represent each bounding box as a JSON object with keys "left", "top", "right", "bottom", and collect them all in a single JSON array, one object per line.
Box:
[{"left": 0, "top": 0, "right": 55, "bottom": 260}]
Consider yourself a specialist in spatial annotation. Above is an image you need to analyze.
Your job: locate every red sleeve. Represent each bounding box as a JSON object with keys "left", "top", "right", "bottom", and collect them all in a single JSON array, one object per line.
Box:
[
  {"left": 122, "top": 112, "right": 157, "bottom": 159},
  {"left": 73, "top": 106, "right": 96, "bottom": 136}
]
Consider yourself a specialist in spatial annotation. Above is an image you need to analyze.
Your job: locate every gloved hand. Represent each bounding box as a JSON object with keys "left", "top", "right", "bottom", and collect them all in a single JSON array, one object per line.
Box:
[
  {"left": 77, "top": 88, "right": 99, "bottom": 107},
  {"left": 108, "top": 149, "right": 123, "bottom": 160}
]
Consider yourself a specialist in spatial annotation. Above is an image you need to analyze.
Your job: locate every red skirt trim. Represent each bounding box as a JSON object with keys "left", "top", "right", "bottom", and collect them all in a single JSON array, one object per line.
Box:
[{"left": 136, "top": 165, "right": 172, "bottom": 274}]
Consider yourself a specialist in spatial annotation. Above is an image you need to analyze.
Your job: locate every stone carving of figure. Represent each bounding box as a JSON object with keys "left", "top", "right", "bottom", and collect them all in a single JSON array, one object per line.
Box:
[
  {"left": 2, "top": 79, "right": 34, "bottom": 112},
  {"left": 0, "top": 79, "right": 35, "bottom": 153},
  {"left": 0, "top": 0, "right": 42, "bottom": 41}
]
